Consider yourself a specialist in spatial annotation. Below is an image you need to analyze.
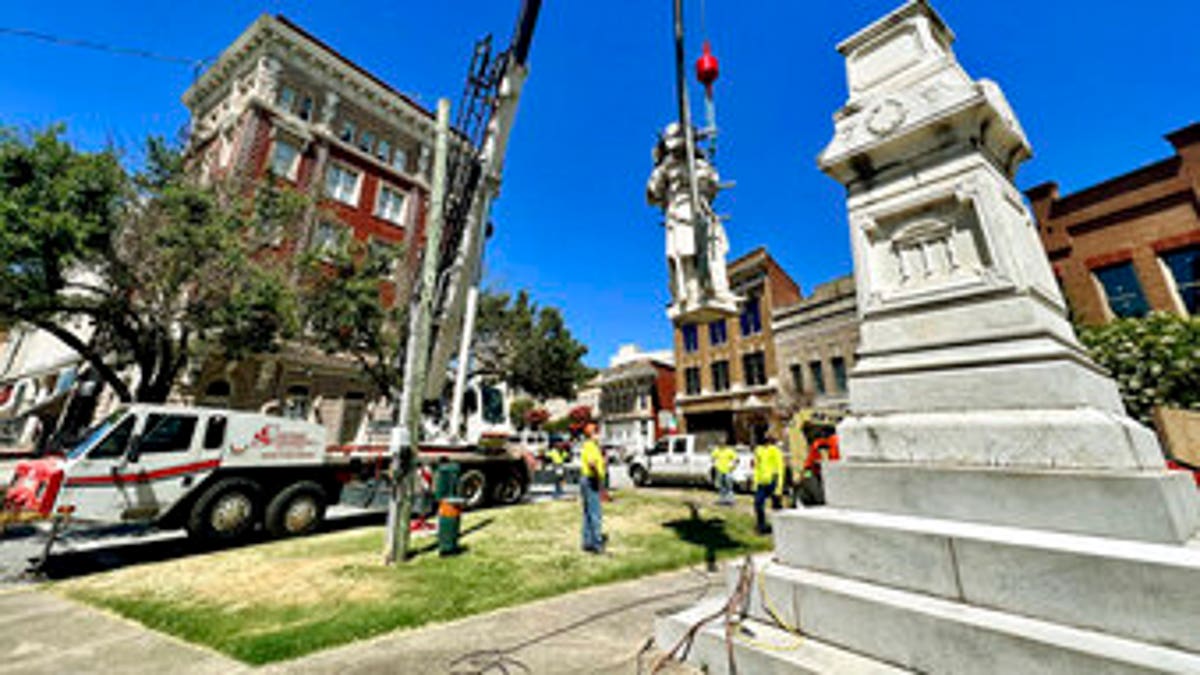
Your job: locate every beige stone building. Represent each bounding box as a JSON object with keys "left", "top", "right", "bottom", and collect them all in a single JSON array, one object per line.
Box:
[
  {"left": 771, "top": 274, "right": 860, "bottom": 416},
  {"left": 672, "top": 248, "right": 802, "bottom": 445}
]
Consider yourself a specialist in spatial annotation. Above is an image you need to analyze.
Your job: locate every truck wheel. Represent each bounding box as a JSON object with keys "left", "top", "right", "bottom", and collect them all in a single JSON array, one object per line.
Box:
[
  {"left": 187, "top": 477, "right": 262, "bottom": 543},
  {"left": 630, "top": 465, "right": 649, "bottom": 487},
  {"left": 459, "top": 469, "right": 487, "bottom": 510},
  {"left": 491, "top": 471, "right": 528, "bottom": 505},
  {"left": 265, "top": 481, "right": 328, "bottom": 538}
]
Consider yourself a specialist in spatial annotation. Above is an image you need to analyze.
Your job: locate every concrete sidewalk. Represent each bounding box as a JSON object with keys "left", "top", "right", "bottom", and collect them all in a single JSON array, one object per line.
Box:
[
  {"left": 269, "top": 566, "right": 713, "bottom": 674},
  {"left": 0, "top": 565, "right": 717, "bottom": 674},
  {"left": 0, "top": 587, "right": 244, "bottom": 674}
]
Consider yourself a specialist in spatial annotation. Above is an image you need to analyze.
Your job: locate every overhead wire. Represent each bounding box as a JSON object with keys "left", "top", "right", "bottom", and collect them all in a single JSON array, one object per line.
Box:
[{"left": 0, "top": 26, "right": 211, "bottom": 76}]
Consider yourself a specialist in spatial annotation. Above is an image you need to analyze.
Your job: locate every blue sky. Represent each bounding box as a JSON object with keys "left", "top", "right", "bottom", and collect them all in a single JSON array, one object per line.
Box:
[{"left": 2, "top": 1, "right": 1199, "bottom": 367}]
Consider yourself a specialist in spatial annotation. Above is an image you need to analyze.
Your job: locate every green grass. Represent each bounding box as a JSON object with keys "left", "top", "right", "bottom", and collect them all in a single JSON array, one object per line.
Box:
[{"left": 57, "top": 490, "right": 770, "bottom": 665}]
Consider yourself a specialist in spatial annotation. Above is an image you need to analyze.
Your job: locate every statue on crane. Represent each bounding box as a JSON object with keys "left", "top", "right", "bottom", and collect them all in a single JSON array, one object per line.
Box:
[{"left": 649, "top": 0, "right": 738, "bottom": 323}]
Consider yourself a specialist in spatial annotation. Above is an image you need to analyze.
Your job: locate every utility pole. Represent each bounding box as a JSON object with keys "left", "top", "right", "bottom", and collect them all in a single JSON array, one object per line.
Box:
[{"left": 384, "top": 98, "right": 451, "bottom": 565}]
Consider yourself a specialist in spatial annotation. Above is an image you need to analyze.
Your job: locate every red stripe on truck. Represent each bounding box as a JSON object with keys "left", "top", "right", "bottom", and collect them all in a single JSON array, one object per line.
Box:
[{"left": 65, "top": 459, "right": 221, "bottom": 486}]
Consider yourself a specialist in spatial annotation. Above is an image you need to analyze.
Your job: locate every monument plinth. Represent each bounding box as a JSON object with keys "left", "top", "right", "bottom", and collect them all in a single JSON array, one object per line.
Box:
[{"left": 656, "top": 2, "right": 1200, "bottom": 672}]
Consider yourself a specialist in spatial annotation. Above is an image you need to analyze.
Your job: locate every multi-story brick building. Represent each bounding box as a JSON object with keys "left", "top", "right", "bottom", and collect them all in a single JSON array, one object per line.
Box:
[
  {"left": 597, "top": 345, "right": 675, "bottom": 455},
  {"left": 178, "top": 14, "right": 444, "bottom": 443},
  {"left": 1027, "top": 122, "right": 1200, "bottom": 325},
  {"left": 672, "top": 248, "right": 802, "bottom": 445},
  {"left": 772, "top": 274, "right": 859, "bottom": 415}
]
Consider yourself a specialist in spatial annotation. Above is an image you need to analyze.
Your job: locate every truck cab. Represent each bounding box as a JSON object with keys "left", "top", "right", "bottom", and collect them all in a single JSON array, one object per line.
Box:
[{"left": 627, "top": 433, "right": 752, "bottom": 490}]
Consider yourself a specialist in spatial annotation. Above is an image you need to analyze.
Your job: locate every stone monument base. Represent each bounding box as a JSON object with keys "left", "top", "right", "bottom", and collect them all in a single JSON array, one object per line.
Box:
[{"left": 656, "top": 506, "right": 1200, "bottom": 674}]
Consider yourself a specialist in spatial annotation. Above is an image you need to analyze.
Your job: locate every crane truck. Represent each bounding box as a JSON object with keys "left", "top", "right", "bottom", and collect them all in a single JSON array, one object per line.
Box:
[{"left": 2, "top": 0, "right": 543, "bottom": 543}]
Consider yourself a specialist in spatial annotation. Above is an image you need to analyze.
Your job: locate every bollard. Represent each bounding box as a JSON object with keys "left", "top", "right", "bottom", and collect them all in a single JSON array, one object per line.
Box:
[{"left": 434, "top": 462, "right": 463, "bottom": 556}]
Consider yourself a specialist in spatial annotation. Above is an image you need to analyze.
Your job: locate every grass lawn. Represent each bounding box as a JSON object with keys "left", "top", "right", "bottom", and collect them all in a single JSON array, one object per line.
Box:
[{"left": 56, "top": 489, "right": 770, "bottom": 665}]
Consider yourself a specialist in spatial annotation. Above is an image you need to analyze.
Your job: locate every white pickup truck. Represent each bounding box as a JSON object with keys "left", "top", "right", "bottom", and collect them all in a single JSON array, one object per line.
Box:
[
  {"left": 5, "top": 404, "right": 360, "bottom": 542},
  {"left": 626, "top": 433, "right": 753, "bottom": 491}
]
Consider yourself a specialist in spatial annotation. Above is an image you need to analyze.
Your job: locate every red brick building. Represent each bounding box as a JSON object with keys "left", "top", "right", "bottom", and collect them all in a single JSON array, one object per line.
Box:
[
  {"left": 673, "top": 247, "right": 802, "bottom": 445},
  {"left": 1027, "top": 123, "right": 1200, "bottom": 325},
  {"left": 177, "top": 15, "right": 444, "bottom": 442}
]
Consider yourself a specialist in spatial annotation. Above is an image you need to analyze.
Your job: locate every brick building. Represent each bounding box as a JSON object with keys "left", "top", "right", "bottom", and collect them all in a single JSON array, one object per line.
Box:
[
  {"left": 179, "top": 14, "right": 443, "bottom": 443},
  {"left": 772, "top": 274, "right": 859, "bottom": 415},
  {"left": 1027, "top": 122, "right": 1200, "bottom": 324},
  {"left": 597, "top": 345, "right": 675, "bottom": 455},
  {"left": 672, "top": 248, "right": 802, "bottom": 445}
]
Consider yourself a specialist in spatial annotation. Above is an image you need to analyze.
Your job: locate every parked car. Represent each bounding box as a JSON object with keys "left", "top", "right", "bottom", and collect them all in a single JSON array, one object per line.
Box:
[{"left": 627, "top": 434, "right": 753, "bottom": 490}]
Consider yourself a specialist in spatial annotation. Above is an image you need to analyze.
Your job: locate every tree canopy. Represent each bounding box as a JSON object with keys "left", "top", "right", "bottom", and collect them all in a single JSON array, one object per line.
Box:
[
  {"left": 474, "top": 289, "right": 593, "bottom": 400},
  {"left": 0, "top": 126, "right": 302, "bottom": 403},
  {"left": 1079, "top": 312, "right": 1200, "bottom": 426}
]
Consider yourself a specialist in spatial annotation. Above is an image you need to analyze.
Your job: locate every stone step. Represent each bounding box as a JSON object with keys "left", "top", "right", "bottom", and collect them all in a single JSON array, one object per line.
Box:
[
  {"left": 771, "top": 507, "right": 1200, "bottom": 652},
  {"left": 654, "top": 596, "right": 909, "bottom": 675},
  {"left": 745, "top": 562, "right": 1200, "bottom": 674},
  {"left": 824, "top": 463, "right": 1200, "bottom": 544}
]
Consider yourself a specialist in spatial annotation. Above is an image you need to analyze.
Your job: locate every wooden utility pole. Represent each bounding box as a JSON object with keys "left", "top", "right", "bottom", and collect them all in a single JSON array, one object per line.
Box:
[{"left": 384, "top": 98, "right": 451, "bottom": 565}]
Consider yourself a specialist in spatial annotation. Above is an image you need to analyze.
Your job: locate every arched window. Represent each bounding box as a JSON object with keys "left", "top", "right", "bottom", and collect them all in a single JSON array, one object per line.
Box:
[{"left": 284, "top": 385, "right": 311, "bottom": 419}]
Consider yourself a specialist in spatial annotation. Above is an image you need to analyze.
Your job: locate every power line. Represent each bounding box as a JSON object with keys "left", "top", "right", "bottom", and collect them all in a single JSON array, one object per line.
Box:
[{"left": 0, "top": 26, "right": 209, "bottom": 69}]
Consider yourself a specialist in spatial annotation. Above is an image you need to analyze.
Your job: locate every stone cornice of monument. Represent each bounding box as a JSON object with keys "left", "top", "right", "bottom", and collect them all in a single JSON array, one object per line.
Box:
[{"left": 819, "top": 0, "right": 1030, "bottom": 189}]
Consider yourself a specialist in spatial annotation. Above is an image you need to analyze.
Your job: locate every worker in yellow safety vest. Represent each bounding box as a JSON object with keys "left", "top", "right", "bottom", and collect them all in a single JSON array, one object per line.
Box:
[
  {"left": 547, "top": 445, "right": 567, "bottom": 499},
  {"left": 752, "top": 436, "right": 785, "bottom": 534},
  {"left": 579, "top": 422, "right": 607, "bottom": 553},
  {"left": 711, "top": 444, "right": 739, "bottom": 506}
]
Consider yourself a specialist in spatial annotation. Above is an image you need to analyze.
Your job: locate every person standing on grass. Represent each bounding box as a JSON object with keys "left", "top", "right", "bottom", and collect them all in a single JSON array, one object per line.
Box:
[
  {"left": 711, "top": 443, "right": 738, "bottom": 506},
  {"left": 579, "top": 421, "right": 607, "bottom": 553},
  {"left": 547, "top": 443, "right": 566, "bottom": 499},
  {"left": 752, "top": 435, "right": 784, "bottom": 534}
]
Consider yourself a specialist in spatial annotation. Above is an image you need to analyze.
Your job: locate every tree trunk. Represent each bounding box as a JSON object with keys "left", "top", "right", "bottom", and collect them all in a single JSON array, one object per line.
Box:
[{"left": 32, "top": 319, "right": 132, "bottom": 402}]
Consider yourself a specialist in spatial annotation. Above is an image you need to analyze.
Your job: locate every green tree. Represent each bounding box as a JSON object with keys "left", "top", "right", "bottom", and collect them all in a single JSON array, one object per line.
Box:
[
  {"left": 0, "top": 126, "right": 301, "bottom": 403},
  {"left": 1079, "top": 312, "right": 1200, "bottom": 426},
  {"left": 509, "top": 396, "right": 535, "bottom": 429},
  {"left": 300, "top": 234, "right": 408, "bottom": 401},
  {"left": 475, "top": 289, "right": 593, "bottom": 400}
]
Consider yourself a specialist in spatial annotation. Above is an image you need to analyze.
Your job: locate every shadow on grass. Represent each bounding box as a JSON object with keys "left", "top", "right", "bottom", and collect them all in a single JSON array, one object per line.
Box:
[
  {"left": 662, "top": 501, "right": 742, "bottom": 572},
  {"left": 407, "top": 517, "right": 496, "bottom": 560}
]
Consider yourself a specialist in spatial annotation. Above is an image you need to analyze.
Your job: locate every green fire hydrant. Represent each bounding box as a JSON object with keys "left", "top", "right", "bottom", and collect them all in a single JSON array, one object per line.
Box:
[{"left": 434, "top": 461, "right": 463, "bottom": 556}]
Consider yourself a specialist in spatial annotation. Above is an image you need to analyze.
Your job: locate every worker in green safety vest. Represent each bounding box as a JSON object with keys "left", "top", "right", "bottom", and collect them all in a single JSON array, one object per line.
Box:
[
  {"left": 711, "top": 444, "right": 738, "bottom": 506},
  {"left": 752, "top": 436, "right": 785, "bottom": 534},
  {"left": 547, "top": 445, "right": 566, "bottom": 498}
]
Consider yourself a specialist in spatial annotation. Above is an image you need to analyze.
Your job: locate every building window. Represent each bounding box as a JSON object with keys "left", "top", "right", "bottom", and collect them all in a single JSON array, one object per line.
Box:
[
  {"left": 277, "top": 86, "right": 296, "bottom": 112},
  {"left": 681, "top": 324, "right": 699, "bottom": 353},
  {"left": 789, "top": 364, "right": 803, "bottom": 393},
  {"left": 324, "top": 164, "right": 361, "bottom": 205},
  {"left": 269, "top": 138, "right": 301, "bottom": 180},
  {"left": 1094, "top": 261, "right": 1148, "bottom": 318},
  {"left": 359, "top": 130, "right": 376, "bottom": 154},
  {"left": 1162, "top": 245, "right": 1200, "bottom": 314},
  {"left": 739, "top": 296, "right": 763, "bottom": 336},
  {"left": 392, "top": 147, "right": 409, "bottom": 174},
  {"left": 375, "top": 184, "right": 407, "bottom": 225},
  {"left": 377, "top": 139, "right": 392, "bottom": 163},
  {"left": 708, "top": 320, "right": 727, "bottom": 347},
  {"left": 298, "top": 95, "right": 314, "bottom": 121},
  {"left": 809, "top": 360, "right": 826, "bottom": 396},
  {"left": 368, "top": 238, "right": 400, "bottom": 275},
  {"left": 742, "top": 351, "right": 767, "bottom": 387},
  {"left": 684, "top": 367, "right": 701, "bottom": 395},
  {"left": 832, "top": 356, "right": 848, "bottom": 394},
  {"left": 311, "top": 221, "right": 340, "bottom": 254},
  {"left": 339, "top": 120, "right": 357, "bottom": 144},
  {"left": 711, "top": 360, "right": 730, "bottom": 392}
]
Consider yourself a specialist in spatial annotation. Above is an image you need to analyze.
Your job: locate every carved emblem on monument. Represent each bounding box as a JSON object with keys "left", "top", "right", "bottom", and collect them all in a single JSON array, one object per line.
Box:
[{"left": 866, "top": 98, "right": 907, "bottom": 136}]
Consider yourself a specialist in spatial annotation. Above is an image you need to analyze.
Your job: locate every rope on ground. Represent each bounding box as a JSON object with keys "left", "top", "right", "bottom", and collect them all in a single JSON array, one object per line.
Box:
[
  {"left": 650, "top": 553, "right": 754, "bottom": 675},
  {"left": 448, "top": 573, "right": 718, "bottom": 675}
]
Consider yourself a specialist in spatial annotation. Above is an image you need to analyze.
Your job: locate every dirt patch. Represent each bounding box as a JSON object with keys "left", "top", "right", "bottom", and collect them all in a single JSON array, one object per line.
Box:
[{"left": 60, "top": 530, "right": 389, "bottom": 610}]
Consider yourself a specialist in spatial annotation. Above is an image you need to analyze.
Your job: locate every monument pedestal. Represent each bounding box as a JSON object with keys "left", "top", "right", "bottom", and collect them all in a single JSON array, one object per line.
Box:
[{"left": 656, "top": 2, "right": 1200, "bottom": 672}]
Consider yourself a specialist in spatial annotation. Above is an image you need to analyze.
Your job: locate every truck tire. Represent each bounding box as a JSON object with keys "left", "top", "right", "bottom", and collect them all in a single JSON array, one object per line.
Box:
[
  {"left": 630, "top": 464, "right": 649, "bottom": 487},
  {"left": 491, "top": 470, "right": 528, "bottom": 505},
  {"left": 187, "top": 477, "right": 262, "bottom": 543},
  {"left": 265, "top": 481, "right": 328, "bottom": 538},
  {"left": 459, "top": 469, "right": 487, "bottom": 510}
]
